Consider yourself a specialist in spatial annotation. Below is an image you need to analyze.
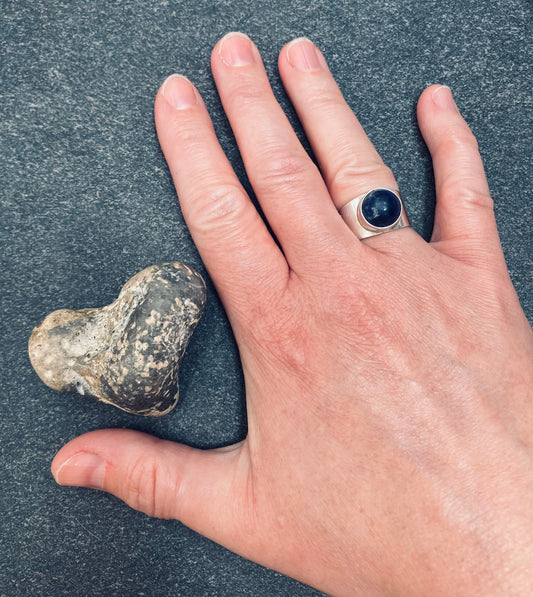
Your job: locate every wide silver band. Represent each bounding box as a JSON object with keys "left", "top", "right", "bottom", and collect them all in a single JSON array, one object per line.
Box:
[{"left": 340, "top": 188, "right": 410, "bottom": 239}]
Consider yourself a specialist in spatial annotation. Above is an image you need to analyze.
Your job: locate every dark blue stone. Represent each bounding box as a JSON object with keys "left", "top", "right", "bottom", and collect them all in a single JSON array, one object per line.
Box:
[{"left": 361, "top": 189, "right": 402, "bottom": 228}]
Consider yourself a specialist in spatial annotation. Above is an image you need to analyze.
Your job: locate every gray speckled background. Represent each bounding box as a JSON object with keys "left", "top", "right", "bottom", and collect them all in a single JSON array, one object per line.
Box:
[{"left": 1, "top": 1, "right": 531, "bottom": 596}]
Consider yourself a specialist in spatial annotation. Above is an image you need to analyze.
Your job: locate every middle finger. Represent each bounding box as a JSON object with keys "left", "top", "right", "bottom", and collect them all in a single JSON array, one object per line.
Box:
[{"left": 211, "top": 32, "right": 357, "bottom": 272}]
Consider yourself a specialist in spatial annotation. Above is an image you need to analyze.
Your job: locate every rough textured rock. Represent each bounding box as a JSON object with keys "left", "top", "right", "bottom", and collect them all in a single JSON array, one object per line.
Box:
[{"left": 28, "top": 263, "right": 206, "bottom": 416}]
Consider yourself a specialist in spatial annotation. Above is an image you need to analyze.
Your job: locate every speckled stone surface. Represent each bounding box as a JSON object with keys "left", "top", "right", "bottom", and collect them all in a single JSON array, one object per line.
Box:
[
  {"left": 1, "top": 0, "right": 531, "bottom": 596},
  {"left": 29, "top": 263, "right": 206, "bottom": 416}
]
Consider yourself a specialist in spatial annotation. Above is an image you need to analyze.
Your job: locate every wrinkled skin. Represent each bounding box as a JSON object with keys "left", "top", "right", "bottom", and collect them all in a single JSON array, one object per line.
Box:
[{"left": 52, "top": 34, "right": 533, "bottom": 596}]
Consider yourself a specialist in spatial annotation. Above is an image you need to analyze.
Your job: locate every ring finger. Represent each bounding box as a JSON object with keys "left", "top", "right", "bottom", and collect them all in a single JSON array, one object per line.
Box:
[{"left": 278, "top": 38, "right": 416, "bottom": 247}]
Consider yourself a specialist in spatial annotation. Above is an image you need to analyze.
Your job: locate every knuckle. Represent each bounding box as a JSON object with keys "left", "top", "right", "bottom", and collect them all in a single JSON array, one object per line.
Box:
[
  {"left": 251, "top": 153, "right": 315, "bottom": 195},
  {"left": 436, "top": 125, "right": 494, "bottom": 211},
  {"left": 328, "top": 156, "right": 395, "bottom": 201},
  {"left": 438, "top": 123, "right": 480, "bottom": 159},
  {"left": 439, "top": 184, "right": 494, "bottom": 211},
  {"left": 305, "top": 87, "right": 346, "bottom": 112},
  {"left": 460, "top": 187, "right": 494, "bottom": 210},
  {"left": 227, "top": 81, "right": 271, "bottom": 111},
  {"left": 172, "top": 125, "right": 195, "bottom": 145},
  {"left": 243, "top": 275, "right": 387, "bottom": 378},
  {"left": 245, "top": 294, "right": 310, "bottom": 374},
  {"left": 188, "top": 184, "right": 249, "bottom": 234},
  {"left": 124, "top": 454, "right": 171, "bottom": 519},
  {"left": 168, "top": 115, "right": 206, "bottom": 146}
]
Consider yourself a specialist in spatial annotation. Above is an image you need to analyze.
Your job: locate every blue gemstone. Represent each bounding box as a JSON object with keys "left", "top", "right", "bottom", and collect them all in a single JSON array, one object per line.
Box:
[{"left": 361, "top": 189, "right": 402, "bottom": 228}]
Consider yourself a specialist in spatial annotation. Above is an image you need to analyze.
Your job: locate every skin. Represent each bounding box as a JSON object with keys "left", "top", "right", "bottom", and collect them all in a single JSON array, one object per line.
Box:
[{"left": 51, "top": 34, "right": 533, "bottom": 596}]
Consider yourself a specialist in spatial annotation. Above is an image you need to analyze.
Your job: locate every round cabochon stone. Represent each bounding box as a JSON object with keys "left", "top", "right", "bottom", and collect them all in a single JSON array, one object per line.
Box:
[{"left": 361, "top": 189, "right": 402, "bottom": 228}]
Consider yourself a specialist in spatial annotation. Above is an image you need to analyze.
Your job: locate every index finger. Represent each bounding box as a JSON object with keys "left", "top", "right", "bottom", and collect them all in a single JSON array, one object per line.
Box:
[{"left": 154, "top": 74, "right": 289, "bottom": 325}]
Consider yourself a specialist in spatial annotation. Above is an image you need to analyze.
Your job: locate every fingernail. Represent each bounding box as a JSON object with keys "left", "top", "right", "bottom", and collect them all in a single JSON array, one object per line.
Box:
[
  {"left": 219, "top": 32, "right": 255, "bottom": 67},
  {"left": 287, "top": 38, "right": 326, "bottom": 72},
  {"left": 161, "top": 74, "right": 197, "bottom": 110},
  {"left": 432, "top": 85, "right": 457, "bottom": 111},
  {"left": 53, "top": 452, "right": 106, "bottom": 490}
]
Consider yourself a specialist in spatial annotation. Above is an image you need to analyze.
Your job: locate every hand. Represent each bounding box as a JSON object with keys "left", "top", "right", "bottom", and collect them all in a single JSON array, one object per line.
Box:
[{"left": 51, "top": 33, "right": 533, "bottom": 596}]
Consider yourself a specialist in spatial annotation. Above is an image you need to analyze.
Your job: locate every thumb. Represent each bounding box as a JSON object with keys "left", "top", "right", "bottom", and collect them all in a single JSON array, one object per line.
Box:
[{"left": 51, "top": 429, "right": 249, "bottom": 545}]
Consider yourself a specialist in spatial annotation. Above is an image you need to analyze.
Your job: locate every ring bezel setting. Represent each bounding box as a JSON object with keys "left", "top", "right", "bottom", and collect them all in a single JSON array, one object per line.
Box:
[{"left": 340, "top": 188, "right": 410, "bottom": 239}]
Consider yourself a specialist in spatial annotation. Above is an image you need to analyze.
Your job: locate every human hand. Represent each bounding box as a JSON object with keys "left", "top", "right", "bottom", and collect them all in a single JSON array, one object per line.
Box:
[{"left": 51, "top": 33, "right": 533, "bottom": 596}]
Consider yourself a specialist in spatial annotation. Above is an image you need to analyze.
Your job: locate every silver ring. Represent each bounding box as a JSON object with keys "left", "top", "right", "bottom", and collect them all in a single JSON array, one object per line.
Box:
[{"left": 340, "top": 188, "right": 410, "bottom": 239}]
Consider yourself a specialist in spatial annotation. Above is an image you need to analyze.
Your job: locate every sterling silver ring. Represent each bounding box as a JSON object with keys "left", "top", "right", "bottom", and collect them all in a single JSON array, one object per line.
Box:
[{"left": 339, "top": 188, "right": 410, "bottom": 239}]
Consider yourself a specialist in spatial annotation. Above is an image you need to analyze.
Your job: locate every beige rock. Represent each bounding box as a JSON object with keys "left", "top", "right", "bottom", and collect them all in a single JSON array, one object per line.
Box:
[{"left": 28, "top": 262, "right": 206, "bottom": 416}]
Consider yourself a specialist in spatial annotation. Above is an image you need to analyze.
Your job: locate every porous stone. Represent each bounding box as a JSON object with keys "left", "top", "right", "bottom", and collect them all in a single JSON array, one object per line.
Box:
[{"left": 28, "top": 262, "right": 206, "bottom": 416}]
